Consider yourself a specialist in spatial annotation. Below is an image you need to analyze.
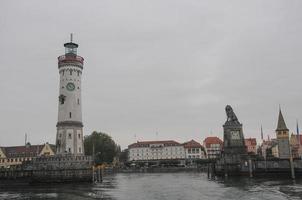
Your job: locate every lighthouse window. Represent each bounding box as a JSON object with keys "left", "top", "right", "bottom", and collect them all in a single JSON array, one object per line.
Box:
[
  {"left": 69, "top": 112, "right": 72, "bottom": 118},
  {"left": 59, "top": 95, "right": 65, "bottom": 104}
]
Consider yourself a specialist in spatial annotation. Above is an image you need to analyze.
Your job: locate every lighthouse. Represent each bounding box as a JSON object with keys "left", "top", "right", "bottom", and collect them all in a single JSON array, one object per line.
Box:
[{"left": 56, "top": 34, "right": 84, "bottom": 155}]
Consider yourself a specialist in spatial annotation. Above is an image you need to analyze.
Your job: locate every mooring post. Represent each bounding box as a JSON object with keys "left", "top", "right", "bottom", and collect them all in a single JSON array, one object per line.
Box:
[
  {"left": 101, "top": 167, "right": 103, "bottom": 182},
  {"left": 92, "top": 166, "right": 94, "bottom": 183},
  {"left": 289, "top": 145, "right": 295, "bottom": 179},
  {"left": 207, "top": 163, "right": 210, "bottom": 179},
  {"left": 248, "top": 159, "right": 253, "bottom": 178},
  {"left": 211, "top": 163, "right": 215, "bottom": 179},
  {"left": 290, "top": 156, "right": 295, "bottom": 179},
  {"left": 98, "top": 167, "right": 101, "bottom": 182}
]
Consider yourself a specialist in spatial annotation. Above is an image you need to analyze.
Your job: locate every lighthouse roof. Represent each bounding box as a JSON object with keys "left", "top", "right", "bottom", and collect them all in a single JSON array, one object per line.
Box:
[{"left": 64, "top": 42, "right": 78, "bottom": 48}]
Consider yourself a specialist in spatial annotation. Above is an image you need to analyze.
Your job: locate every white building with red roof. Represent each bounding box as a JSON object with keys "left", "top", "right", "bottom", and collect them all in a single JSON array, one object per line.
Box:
[
  {"left": 128, "top": 140, "right": 185, "bottom": 161},
  {"left": 203, "top": 137, "right": 223, "bottom": 159},
  {"left": 183, "top": 140, "right": 206, "bottom": 159}
]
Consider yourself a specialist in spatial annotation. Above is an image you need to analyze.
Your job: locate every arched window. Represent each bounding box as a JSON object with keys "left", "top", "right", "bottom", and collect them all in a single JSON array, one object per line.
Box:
[{"left": 70, "top": 70, "right": 72, "bottom": 75}]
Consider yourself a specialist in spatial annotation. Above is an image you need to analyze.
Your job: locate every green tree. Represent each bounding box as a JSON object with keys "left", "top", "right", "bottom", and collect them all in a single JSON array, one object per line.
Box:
[{"left": 84, "top": 131, "right": 119, "bottom": 164}]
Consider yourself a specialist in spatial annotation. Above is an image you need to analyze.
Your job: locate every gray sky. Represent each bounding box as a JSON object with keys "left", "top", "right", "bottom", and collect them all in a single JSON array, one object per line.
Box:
[{"left": 1, "top": 0, "right": 302, "bottom": 149}]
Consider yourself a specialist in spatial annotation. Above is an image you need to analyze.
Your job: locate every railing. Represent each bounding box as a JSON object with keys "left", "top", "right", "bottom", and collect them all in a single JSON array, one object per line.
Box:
[{"left": 58, "top": 55, "right": 84, "bottom": 64}]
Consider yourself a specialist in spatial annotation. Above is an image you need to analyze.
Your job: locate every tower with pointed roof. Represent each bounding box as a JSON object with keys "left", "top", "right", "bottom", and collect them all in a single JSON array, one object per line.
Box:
[{"left": 276, "top": 108, "right": 290, "bottom": 159}]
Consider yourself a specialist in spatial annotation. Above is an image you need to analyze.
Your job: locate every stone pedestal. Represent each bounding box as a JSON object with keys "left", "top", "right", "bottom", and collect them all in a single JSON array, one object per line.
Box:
[{"left": 218, "top": 105, "right": 248, "bottom": 175}]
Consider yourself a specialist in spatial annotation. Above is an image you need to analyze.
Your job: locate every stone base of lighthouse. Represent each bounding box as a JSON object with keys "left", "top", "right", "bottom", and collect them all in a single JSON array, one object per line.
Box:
[{"left": 56, "top": 121, "right": 84, "bottom": 155}]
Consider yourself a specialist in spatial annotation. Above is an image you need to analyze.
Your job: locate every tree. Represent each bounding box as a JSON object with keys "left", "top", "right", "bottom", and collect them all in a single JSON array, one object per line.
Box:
[{"left": 84, "top": 131, "right": 119, "bottom": 164}]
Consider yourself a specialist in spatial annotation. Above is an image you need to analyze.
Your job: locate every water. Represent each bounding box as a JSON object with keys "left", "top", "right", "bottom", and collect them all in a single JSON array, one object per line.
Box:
[{"left": 0, "top": 173, "right": 302, "bottom": 200}]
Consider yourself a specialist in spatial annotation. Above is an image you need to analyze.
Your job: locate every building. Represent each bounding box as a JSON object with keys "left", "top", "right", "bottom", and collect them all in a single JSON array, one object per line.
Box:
[
  {"left": 183, "top": 140, "right": 206, "bottom": 159},
  {"left": 56, "top": 35, "right": 84, "bottom": 155},
  {"left": 259, "top": 138, "right": 279, "bottom": 158},
  {"left": 244, "top": 138, "right": 257, "bottom": 154},
  {"left": 0, "top": 143, "right": 55, "bottom": 168},
  {"left": 275, "top": 109, "right": 290, "bottom": 159},
  {"left": 259, "top": 139, "right": 271, "bottom": 158},
  {"left": 290, "top": 133, "right": 302, "bottom": 158},
  {"left": 271, "top": 142, "right": 279, "bottom": 158},
  {"left": 203, "top": 137, "right": 223, "bottom": 159},
  {"left": 128, "top": 140, "right": 185, "bottom": 161}
]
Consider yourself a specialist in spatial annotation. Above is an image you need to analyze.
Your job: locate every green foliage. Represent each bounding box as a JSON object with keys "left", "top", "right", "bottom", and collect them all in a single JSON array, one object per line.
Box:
[{"left": 84, "top": 131, "right": 120, "bottom": 164}]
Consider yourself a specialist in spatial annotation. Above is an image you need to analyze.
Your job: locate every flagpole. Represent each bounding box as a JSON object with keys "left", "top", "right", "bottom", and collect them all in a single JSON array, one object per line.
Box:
[{"left": 297, "top": 119, "right": 300, "bottom": 146}]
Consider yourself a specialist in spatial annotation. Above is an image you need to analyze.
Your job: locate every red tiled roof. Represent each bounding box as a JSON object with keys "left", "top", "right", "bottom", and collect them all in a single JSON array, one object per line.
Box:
[
  {"left": 1, "top": 144, "right": 45, "bottom": 158},
  {"left": 183, "top": 140, "right": 203, "bottom": 148},
  {"left": 245, "top": 138, "right": 257, "bottom": 146},
  {"left": 128, "top": 140, "right": 181, "bottom": 148},
  {"left": 203, "top": 137, "right": 223, "bottom": 148}
]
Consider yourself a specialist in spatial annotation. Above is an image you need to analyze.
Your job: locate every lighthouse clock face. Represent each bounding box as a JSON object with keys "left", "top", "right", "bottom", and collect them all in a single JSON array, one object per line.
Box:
[
  {"left": 66, "top": 82, "right": 75, "bottom": 91},
  {"left": 230, "top": 130, "right": 240, "bottom": 140}
]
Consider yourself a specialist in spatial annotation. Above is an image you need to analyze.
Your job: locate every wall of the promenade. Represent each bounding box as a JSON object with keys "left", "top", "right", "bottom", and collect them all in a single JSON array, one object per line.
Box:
[{"left": 0, "top": 155, "right": 93, "bottom": 183}]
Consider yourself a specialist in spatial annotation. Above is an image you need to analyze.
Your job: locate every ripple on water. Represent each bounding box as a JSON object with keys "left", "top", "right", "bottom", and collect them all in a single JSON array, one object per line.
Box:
[
  {"left": 0, "top": 193, "right": 21, "bottom": 200},
  {"left": 1, "top": 173, "right": 302, "bottom": 200}
]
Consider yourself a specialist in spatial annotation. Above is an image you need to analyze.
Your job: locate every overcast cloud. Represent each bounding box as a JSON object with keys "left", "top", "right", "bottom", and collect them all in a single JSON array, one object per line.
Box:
[{"left": 1, "top": 0, "right": 302, "bottom": 148}]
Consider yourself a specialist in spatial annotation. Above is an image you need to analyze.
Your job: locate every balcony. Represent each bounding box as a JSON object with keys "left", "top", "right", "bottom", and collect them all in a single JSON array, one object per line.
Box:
[{"left": 58, "top": 55, "right": 84, "bottom": 65}]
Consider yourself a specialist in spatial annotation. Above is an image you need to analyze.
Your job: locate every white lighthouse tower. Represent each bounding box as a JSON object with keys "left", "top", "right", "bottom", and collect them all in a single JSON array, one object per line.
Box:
[{"left": 56, "top": 34, "right": 84, "bottom": 155}]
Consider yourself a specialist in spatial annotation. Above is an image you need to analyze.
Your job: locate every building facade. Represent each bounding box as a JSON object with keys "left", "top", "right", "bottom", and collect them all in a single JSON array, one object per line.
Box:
[
  {"left": 128, "top": 140, "right": 185, "bottom": 161},
  {"left": 203, "top": 137, "right": 223, "bottom": 159},
  {"left": 259, "top": 138, "right": 279, "bottom": 158},
  {"left": 56, "top": 35, "right": 84, "bottom": 155},
  {"left": 290, "top": 134, "right": 302, "bottom": 158},
  {"left": 244, "top": 138, "right": 257, "bottom": 154},
  {"left": 0, "top": 143, "right": 55, "bottom": 168},
  {"left": 183, "top": 140, "right": 206, "bottom": 159}
]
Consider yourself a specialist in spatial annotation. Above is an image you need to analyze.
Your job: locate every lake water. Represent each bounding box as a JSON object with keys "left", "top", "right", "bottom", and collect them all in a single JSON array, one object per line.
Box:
[{"left": 0, "top": 173, "right": 302, "bottom": 200}]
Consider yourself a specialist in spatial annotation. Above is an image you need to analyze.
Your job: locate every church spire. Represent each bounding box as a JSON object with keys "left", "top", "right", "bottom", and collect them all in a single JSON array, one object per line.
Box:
[{"left": 276, "top": 108, "right": 289, "bottom": 131}]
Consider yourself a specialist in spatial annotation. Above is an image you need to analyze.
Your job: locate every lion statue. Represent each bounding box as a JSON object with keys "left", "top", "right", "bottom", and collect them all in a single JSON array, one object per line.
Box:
[{"left": 225, "top": 105, "right": 239, "bottom": 123}]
